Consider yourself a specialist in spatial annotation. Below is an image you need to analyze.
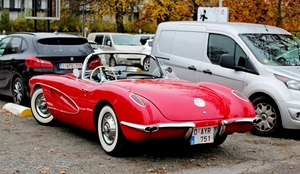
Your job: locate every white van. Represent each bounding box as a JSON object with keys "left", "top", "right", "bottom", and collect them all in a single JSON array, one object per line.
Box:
[
  {"left": 87, "top": 32, "right": 143, "bottom": 67},
  {"left": 151, "top": 21, "right": 300, "bottom": 136}
]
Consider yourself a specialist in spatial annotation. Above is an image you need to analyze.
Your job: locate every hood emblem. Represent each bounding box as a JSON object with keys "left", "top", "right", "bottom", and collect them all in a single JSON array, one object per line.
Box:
[
  {"left": 70, "top": 57, "right": 74, "bottom": 62},
  {"left": 194, "top": 98, "right": 206, "bottom": 107}
]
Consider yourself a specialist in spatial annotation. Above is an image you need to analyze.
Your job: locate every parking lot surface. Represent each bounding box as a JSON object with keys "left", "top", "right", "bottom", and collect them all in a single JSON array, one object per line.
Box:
[{"left": 1, "top": 99, "right": 300, "bottom": 174}]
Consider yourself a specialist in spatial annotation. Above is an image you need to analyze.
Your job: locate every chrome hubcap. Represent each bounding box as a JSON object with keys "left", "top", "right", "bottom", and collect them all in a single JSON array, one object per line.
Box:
[
  {"left": 254, "top": 103, "right": 277, "bottom": 132},
  {"left": 13, "top": 81, "right": 22, "bottom": 103},
  {"left": 144, "top": 58, "right": 150, "bottom": 71},
  {"left": 35, "top": 93, "right": 51, "bottom": 118},
  {"left": 102, "top": 113, "right": 116, "bottom": 145}
]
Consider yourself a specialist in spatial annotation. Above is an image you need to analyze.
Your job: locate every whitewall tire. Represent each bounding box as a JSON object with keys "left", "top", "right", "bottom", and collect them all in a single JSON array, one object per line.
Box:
[{"left": 31, "top": 88, "right": 54, "bottom": 125}]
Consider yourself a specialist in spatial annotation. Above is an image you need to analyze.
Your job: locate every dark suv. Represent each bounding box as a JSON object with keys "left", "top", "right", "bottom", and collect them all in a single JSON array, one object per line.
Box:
[{"left": 0, "top": 32, "right": 96, "bottom": 104}]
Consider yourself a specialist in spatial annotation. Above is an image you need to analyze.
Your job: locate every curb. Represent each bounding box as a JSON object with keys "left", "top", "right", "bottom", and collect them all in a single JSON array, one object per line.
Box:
[{"left": 2, "top": 103, "right": 32, "bottom": 117}]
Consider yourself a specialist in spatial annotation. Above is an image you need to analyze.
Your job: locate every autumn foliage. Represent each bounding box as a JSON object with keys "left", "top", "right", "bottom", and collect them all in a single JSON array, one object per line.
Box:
[{"left": 1, "top": 0, "right": 300, "bottom": 35}]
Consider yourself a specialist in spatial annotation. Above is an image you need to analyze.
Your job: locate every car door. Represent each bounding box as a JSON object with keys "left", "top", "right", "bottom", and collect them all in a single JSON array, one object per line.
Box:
[
  {"left": 0, "top": 36, "right": 21, "bottom": 95},
  {"left": 50, "top": 77, "right": 93, "bottom": 127},
  {"left": 199, "top": 34, "right": 246, "bottom": 92}
]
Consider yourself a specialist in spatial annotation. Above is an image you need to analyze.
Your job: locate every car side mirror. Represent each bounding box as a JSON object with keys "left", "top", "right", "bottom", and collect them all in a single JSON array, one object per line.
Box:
[
  {"left": 219, "top": 54, "right": 235, "bottom": 69},
  {"left": 107, "top": 40, "right": 112, "bottom": 47}
]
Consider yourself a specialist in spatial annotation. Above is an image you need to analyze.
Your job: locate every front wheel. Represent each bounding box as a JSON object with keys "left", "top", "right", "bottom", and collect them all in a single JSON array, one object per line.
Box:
[
  {"left": 31, "top": 88, "right": 54, "bottom": 125},
  {"left": 97, "top": 105, "right": 127, "bottom": 156},
  {"left": 251, "top": 96, "right": 281, "bottom": 136}
]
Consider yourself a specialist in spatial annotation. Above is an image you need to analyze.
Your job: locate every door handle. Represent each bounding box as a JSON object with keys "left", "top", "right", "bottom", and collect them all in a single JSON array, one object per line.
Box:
[
  {"left": 188, "top": 65, "right": 197, "bottom": 71},
  {"left": 203, "top": 69, "right": 212, "bottom": 74}
]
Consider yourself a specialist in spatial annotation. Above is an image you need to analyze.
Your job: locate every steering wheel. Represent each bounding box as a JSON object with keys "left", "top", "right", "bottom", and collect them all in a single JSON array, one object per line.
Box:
[{"left": 89, "top": 66, "right": 117, "bottom": 82}]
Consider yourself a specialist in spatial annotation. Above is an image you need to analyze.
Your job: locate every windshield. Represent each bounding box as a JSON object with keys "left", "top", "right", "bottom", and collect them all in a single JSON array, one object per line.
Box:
[
  {"left": 240, "top": 34, "right": 300, "bottom": 66},
  {"left": 81, "top": 52, "right": 165, "bottom": 83},
  {"left": 112, "top": 35, "right": 141, "bottom": 46}
]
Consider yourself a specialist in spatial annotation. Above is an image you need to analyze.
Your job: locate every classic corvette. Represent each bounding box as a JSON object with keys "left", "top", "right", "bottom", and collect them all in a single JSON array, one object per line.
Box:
[{"left": 29, "top": 51, "right": 256, "bottom": 157}]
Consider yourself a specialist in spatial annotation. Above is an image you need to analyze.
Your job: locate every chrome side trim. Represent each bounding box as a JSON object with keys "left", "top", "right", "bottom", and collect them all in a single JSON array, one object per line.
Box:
[
  {"left": 36, "top": 83, "right": 80, "bottom": 115},
  {"left": 221, "top": 118, "right": 254, "bottom": 125},
  {"left": 120, "top": 121, "right": 195, "bottom": 132}
]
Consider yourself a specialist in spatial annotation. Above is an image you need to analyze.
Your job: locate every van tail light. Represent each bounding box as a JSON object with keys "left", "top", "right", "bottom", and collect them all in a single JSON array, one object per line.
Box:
[
  {"left": 89, "top": 56, "right": 103, "bottom": 69},
  {"left": 25, "top": 56, "right": 54, "bottom": 69}
]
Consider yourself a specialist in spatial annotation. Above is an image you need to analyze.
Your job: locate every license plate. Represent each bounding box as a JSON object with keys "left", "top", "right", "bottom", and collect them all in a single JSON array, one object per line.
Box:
[
  {"left": 190, "top": 127, "right": 214, "bottom": 145},
  {"left": 59, "top": 63, "right": 82, "bottom": 69}
]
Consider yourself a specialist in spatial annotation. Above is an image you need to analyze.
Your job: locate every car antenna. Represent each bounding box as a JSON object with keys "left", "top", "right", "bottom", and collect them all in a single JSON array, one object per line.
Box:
[{"left": 264, "top": 25, "right": 269, "bottom": 32}]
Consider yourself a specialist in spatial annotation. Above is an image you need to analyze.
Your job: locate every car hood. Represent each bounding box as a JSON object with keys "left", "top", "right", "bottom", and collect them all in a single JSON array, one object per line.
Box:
[
  {"left": 264, "top": 65, "right": 300, "bottom": 80},
  {"left": 116, "top": 79, "right": 231, "bottom": 121}
]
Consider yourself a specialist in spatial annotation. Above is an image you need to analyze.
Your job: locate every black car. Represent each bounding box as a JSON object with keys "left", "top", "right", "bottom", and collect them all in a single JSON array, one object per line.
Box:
[{"left": 0, "top": 32, "right": 95, "bottom": 104}]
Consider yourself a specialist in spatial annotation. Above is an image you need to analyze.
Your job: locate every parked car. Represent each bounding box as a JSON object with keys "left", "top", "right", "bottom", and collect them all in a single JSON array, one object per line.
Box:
[
  {"left": 29, "top": 51, "right": 255, "bottom": 157},
  {"left": 0, "top": 35, "right": 7, "bottom": 41},
  {"left": 152, "top": 21, "right": 300, "bottom": 136},
  {"left": 141, "top": 39, "right": 153, "bottom": 71},
  {"left": 135, "top": 34, "right": 155, "bottom": 45},
  {"left": 88, "top": 40, "right": 106, "bottom": 66},
  {"left": 0, "top": 32, "right": 97, "bottom": 104},
  {"left": 87, "top": 32, "right": 143, "bottom": 67}
]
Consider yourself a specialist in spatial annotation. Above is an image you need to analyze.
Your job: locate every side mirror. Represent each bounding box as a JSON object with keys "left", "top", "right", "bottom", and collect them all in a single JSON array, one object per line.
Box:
[
  {"left": 107, "top": 40, "right": 112, "bottom": 47},
  {"left": 219, "top": 54, "right": 235, "bottom": 68}
]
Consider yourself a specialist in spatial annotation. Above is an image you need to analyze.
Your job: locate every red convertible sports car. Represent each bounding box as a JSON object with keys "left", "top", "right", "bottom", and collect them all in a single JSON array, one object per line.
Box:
[{"left": 29, "top": 51, "right": 256, "bottom": 157}]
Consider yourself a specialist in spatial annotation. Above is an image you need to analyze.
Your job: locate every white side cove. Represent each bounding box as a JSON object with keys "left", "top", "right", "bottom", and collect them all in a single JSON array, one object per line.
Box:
[{"left": 2, "top": 103, "right": 32, "bottom": 117}]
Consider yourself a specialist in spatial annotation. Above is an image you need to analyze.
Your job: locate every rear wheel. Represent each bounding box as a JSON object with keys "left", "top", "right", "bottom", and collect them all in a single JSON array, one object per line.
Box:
[
  {"left": 31, "top": 88, "right": 54, "bottom": 125},
  {"left": 12, "top": 77, "right": 25, "bottom": 105},
  {"left": 109, "top": 57, "right": 116, "bottom": 67},
  {"left": 97, "top": 105, "right": 127, "bottom": 156},
  {"left": 143, "top": 57, "right": 150, "bottom": 71},
  {"left": 251, "top": 96, "right": 281, "bottom": 136}
]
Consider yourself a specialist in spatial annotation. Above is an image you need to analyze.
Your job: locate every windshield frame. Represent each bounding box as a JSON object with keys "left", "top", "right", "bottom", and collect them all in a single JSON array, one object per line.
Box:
[{"left": 80, "top": 51, "right": 164, "bottom": 81}]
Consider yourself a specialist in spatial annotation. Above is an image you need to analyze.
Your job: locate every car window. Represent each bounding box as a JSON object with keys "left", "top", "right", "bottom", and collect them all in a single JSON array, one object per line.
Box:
[
  {"left": 0, "top": 37, "right": 11, "bottom": 55},
  {"left": 95, "top": 35, "right": 104, "bottom": 45},
  {"left": 207, "top": 34, "right": 246, "bottom": 65},
  {"left": 103, "top": 35, "right": 111, "bottom": 46},
  {"left": 148, "top": 40, "right": 153, "bottom": 47},
  {"left": 112, "top": 35, "right": 141, "bottom": 46},
  {"left": 21, "top": 39, "right": 28, "bottom": 53},
  {"left": 3, "top": 37, "right": 22, "bottom": 55},
  {"left": 37, "top": 37, "right": 93, "bottom": 56}
]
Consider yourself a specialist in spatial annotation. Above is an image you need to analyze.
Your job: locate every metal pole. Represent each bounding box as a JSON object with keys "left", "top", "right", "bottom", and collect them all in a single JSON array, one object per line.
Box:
[
  {"left": 82, "top": 3, "right": 85, "bottom": 37},
  {"left": 219, "top": 0, "right": 222, "bottom": 7}
]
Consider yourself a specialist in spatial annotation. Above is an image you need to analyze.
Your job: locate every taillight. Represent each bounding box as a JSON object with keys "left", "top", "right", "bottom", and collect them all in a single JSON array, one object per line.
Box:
[
  {"left": 25, "top": 56, "right": 54, "bottom": 69},
  {"left": 89, "top": 56, "right": 102, "bottom": 69}
]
